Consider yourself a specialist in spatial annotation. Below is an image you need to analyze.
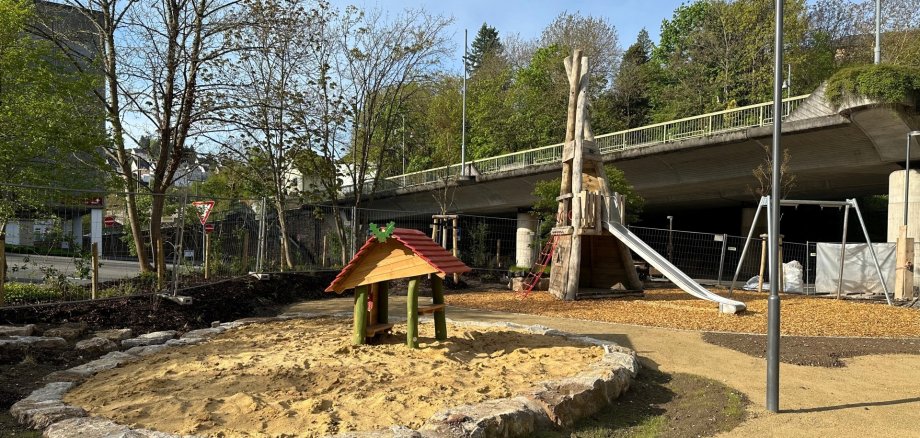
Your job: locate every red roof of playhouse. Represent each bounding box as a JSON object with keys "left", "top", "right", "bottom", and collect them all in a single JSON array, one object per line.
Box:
[{"left": 325, "top": 228, "right": 471, "bottom": 293}]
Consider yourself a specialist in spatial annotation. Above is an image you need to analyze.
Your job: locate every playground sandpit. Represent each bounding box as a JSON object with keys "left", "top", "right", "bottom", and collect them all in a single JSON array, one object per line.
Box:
[{"left": 62, "top": 316, "right": 605, "bottom": 437}]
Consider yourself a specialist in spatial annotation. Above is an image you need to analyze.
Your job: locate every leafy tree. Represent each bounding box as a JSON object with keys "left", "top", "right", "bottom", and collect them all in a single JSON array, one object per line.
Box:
[
  {"left": 604, "top": 29, "right": 654, "bottom": 130},
  {"left": 0, "top": 0, "right": 104, "bottom": 304},
  {"left": 531, "top": 164, "right": 644, "bottom": 237},
  {"left": 465, "top": 23, "right": 503, "bottom": 73},
  {"left": 509, "top": 44, "right": 568, "bottom": 149}
]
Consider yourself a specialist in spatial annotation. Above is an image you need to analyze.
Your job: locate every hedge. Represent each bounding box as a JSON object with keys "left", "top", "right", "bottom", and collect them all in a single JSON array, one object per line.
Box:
[{"left": 826, "top": 64, "right": 920, "bottom": 106}]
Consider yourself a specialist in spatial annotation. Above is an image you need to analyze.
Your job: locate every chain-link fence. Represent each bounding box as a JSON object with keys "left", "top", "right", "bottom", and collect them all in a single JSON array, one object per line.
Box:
[{"left": 0, "top": 184, "right": 524, "bottom": 307}]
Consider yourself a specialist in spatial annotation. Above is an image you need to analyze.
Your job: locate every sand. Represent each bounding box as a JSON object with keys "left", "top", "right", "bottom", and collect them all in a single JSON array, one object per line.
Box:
[{"left": 63, "top": 317, "right": 603, "bottom": 437}]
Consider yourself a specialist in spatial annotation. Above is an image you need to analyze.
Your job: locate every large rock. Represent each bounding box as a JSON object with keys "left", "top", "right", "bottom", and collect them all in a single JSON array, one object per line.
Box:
[
  {"left": 9, "top": 382, "right": 86, "bottom": 429},
  {"left": 0, "top": 324, "right": 36, "bottom": 337},
  {"left": 43, "top": 323, "right": 89, "bottom": 341},
  {"left": 422, "top": 397, "right": 549, "bottom": 438},
  {"left": 45, "top": 351, "right": 138, "bottom": 382},
  {"left": 0, "top": 336, "right": 68, "bottom": 363},
  {"left": 125, "top": 344, "right": 169, "bottom": 357},
  {"left": 75, "top": 337, "right": 118, "bottom": 355},
  {"left": 180, "top": 327, "right": 224, "bottom": 340},
  {"left": 329, "top": 426, "right": 427, "bottom": 438},
  {"left": 94, "top": 328, "right": 133, "bottom": 342},
  {"left": 121, "top": 331, "right": 177, "bottom": 348},
  {"left": 44, "top": 417, "right": 193, "bottom": 437}
]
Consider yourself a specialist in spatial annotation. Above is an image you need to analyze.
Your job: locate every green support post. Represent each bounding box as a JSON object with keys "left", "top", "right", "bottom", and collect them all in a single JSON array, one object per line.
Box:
[
  {"left": 377, "top": 281, "right": 389, "bottom": 324},
  {"left": 406, "top": 276, "right": 420, "bottom": 348},
  {"left": 431, "top": 276, "right": 447, "bottom": 341},
  {"left": 353, "top": 285, "right": 369, "bottom": 345}
]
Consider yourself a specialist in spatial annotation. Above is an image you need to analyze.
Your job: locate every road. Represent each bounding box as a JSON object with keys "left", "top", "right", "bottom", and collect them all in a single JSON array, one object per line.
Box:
[{"left": 4, "top": 253, "right": 170, "bottom": 284}]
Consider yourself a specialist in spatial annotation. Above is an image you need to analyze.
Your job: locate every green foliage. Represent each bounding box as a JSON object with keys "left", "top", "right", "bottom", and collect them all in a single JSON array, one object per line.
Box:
[
  {"left": 369, "top": 222, "right": 395, "bottom": 242},
  {"left": 466, "top": 23, "right": 503, "bottom": 72},
  {"left": 531, "top": 164, "right": 644, "bottom": 237},
  {"left": 3, "top": 283, "right": 61, "bottom": 304},
  {"left": 0, "top": 0, "right": 105, "bottom": 227},
  {"left": 825, "top": 64, "right": 920, "bottom": 105}
]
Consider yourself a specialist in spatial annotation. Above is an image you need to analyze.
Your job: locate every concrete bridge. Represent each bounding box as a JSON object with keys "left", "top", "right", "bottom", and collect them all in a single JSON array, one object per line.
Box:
[{"left": 351, "top": 86, "right": 919, "bottom": 221}]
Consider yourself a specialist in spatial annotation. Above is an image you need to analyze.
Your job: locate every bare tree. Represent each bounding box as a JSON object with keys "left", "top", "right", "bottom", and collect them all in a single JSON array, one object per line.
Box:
[
  {"left": 121, "top": 0, "right": 241, "bottom": 278},
  {"left": 540, "top": 11, "right": 621, "bottom": 91},
  {"left": 211, "top": 0, "right": 321, "bottom": 269},
  {"left": 299, "top": 6, "right": 452, "bottom": 263},
  {"left": 32, "top": 0, "right": 153, "bottom": 272}
]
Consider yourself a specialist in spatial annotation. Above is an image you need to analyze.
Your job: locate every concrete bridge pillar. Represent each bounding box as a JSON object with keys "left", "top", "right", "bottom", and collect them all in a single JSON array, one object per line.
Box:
[
  {"left": 887, "top": 170, "right": 920, "bottom": 242},
  {"left": 515, "top": 212, "right": 538, "bottom": 268}
]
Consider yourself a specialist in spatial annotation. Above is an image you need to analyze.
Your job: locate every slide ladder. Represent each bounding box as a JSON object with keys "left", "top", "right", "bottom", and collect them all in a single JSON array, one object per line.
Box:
[
  {"left": 518, "top": 236, "right": 558, "bottom": 298},
  {"left": 603, "top": 221, "right": 746, "bottom": 314}
]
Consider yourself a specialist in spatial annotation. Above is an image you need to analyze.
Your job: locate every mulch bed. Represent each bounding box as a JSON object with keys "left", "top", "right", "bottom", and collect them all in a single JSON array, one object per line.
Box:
[
  {"left": 702, "top": 332, "right": 920, "bottom": 367},
  {"left": 445, "top": 289, "right": 920, "bottom": 337}
]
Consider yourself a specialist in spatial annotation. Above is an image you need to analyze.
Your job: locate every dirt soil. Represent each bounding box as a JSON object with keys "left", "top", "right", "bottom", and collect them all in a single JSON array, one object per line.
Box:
[
  {"left": 64, "top": 317, "right": 603, "bottom": 437},
  {"left": 0, "top": 272, "right": 337, "bottom": 334},
  {"left": 702, "top": 332, "right": 920, "bottom": 367},
  {"left": 536, "top": 367, "right": 748, "bottom": 438},
  {"left": 445, "top": 289, "right": 920, "bottom": 337}
]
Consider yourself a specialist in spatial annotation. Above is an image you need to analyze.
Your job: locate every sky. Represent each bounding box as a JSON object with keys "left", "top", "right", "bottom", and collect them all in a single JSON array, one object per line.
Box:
[{"left": 329, "top": 0, "right": 690, "bottom": 73}]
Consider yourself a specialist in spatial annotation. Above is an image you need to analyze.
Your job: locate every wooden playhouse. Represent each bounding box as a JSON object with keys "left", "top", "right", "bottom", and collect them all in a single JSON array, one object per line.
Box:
[{"left": 325, "top": 226, "right": 471, "bottom": 348}]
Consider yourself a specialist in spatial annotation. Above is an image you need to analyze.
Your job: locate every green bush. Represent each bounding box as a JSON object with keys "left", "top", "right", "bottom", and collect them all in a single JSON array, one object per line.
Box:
[
  {"left": 3, "top": 283, "right": 61, "bottom": 304},
  {"left": 826, "top": 64, "right": 920, "bottom": 106}
]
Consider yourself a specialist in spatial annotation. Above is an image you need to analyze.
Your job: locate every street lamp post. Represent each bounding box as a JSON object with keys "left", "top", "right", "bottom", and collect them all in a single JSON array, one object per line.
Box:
[{"left": 905, "top": 131, "right": 920, "bottom": 227}]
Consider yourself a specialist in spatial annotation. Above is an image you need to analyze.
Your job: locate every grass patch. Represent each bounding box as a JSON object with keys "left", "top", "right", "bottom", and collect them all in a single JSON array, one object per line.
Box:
[{"left": 535, "top": 366, "right": 748, "bottom": 438}]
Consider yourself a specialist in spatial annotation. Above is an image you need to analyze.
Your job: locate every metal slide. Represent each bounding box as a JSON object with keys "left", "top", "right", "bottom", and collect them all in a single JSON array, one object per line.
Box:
[{"left": 603, "top": 221, "right": 747, "bottom": 314}]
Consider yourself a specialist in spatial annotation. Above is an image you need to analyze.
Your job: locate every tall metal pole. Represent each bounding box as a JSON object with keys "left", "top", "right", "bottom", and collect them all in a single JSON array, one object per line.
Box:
[
  {"left": 874, "top": 0, "right": 881, "bottom": 64},
  {"left": 461, "top": 29, "right": 468, "bottom": 176},
  {"left": 767, "top": 0, "right": 784, "bottom": 413},
  {"left": 401, "top": 114, "right": 406, "bottom": 175}
]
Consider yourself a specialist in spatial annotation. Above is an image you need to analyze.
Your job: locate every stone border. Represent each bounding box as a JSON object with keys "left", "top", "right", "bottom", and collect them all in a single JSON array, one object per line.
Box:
[{"left": 12, "top": 312, "right": 638, "bottom": 438}]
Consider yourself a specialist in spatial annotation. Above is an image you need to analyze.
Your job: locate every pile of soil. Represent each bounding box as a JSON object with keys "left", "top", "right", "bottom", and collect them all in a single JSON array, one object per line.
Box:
[
  {"left": 64, "top": 317, "right": 603, "bottom": 437},
  {"left": 702, "top": 332, "right": 920, "bottom": 367},
  {"left": 0, "top": 272, "right": 338, "bottom": 334}
]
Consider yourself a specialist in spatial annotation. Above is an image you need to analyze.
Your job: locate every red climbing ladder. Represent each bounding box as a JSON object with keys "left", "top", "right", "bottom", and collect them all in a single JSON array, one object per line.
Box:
[{"left": 517, "top": 236, "right": 558, "bottom": 298}]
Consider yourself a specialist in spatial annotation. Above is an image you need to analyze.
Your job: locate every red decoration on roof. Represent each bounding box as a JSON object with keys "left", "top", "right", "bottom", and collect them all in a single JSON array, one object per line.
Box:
[{"left": 325, "top": 228, "right": 471, "bottom": 292}]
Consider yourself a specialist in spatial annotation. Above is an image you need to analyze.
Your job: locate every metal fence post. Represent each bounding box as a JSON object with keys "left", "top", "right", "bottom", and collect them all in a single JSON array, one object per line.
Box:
[
  {"left": 717, "top": 234, "right": 728, "bottom": 286},
  {"left": 351, "top": 206, "right": 358, "bottom": 260},
  {"left": 256, "top": 197, "right": 267, "bottom": 272}
]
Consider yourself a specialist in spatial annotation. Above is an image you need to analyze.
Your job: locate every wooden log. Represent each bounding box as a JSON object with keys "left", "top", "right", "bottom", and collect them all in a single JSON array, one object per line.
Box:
[
  {"left": 91, "top": 242, "right": 99, "bottom": 300},
  {"left": 353, "top": 285, "right": 369, "bottom": 345},
  {"left": 377, "top": 281, "right": 389, "bottom": 324},
  {"left": 406, "top": 276, "right": 420, "bottom": 348},
  {"left": 758, "top": 234, "right": 767, "bottom": 292},
  {"left": 431, "top": 276, "right": 447, "bottom": 341},
  {"left": 896, "top": 226, "right": 915, "bottom": 300}
]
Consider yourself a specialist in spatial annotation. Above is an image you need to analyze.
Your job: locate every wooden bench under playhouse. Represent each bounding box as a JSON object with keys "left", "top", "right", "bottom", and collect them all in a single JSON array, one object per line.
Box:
[{"left": 325, "top": 223, "right": 471, "bottom": 348}]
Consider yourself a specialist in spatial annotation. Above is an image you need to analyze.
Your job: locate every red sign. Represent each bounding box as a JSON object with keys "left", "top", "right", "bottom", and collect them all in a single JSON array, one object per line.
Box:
[
  {"left": 204, "top": 223, "right": 215, "bottom": 233},
  {"left": 84, "top": 197, "right": 104, "bottom": 207},
  {"left": 103, "top": 216, "right": 116, "bottom": 227},
  {"left": 191, "top": 201, "right": 215, "bottom": 225}
]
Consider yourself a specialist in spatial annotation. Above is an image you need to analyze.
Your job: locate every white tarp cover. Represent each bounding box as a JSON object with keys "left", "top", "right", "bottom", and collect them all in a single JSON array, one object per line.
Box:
[
  {"left": 815, "top": 243, "right": 895, "bottom": 295},
  {"left": 742, "top": 260, "right": 805, "bottom": 292}
]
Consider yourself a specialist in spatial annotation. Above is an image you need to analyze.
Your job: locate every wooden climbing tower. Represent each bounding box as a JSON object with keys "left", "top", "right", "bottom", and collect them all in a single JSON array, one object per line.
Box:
[{"left": 547, "top": 50, "right": 643, "bottom": 300}]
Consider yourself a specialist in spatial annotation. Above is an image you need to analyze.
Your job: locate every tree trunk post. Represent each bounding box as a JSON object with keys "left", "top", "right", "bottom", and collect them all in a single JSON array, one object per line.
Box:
[
  {"left": 91, "top": 242, "right": 99, "bottom": 299},
  {"left": 377, "top": 281, "right": 388, "bottom": 324},
  {"left": 432, "top": 275, "right": 447, "bottom": 341},
  {"left": 353, "top": 285, "right": 369, "bottom": 345},
  {"left": 406, "top": 276, "right": 420, "bottom": 348}
]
